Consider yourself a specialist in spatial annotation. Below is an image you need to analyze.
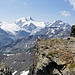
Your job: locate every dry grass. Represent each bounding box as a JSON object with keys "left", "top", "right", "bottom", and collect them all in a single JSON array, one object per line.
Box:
[
  {"left": 48, "top": 51, "right": 58, "bottom": 57},
  {"left": 69, "top": 63, "right": 75, "bottom": 69}
]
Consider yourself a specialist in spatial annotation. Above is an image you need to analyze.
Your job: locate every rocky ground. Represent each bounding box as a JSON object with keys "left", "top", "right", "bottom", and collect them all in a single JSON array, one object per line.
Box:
[
  {"left": 2, "top": 51, "right": 34, "bottom": 75},
  {"left": 28, "top": 37, "right": 75, "bottom": 75}
]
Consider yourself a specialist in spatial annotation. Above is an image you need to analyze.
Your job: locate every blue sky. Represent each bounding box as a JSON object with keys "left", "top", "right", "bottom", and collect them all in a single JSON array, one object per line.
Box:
[{"left": 0, "top": 0, "right": 75, "bottom": 25}]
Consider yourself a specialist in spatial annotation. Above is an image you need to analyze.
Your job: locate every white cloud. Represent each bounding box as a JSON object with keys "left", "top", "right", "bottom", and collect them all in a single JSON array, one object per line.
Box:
[
  {"left": 69, "top": 0, "right": 75, "bottom": 10},
  {"left": 60, "top": 11, "right": 71, "bottom": 17},
  {"left": 65, "top": 0, "right": 75, "bottom": 10}
]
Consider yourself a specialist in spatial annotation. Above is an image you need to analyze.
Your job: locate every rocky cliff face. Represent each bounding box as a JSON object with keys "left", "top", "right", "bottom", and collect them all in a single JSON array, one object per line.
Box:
[{"left": 28, "top": 37, "right": 75, "bottom": 75}]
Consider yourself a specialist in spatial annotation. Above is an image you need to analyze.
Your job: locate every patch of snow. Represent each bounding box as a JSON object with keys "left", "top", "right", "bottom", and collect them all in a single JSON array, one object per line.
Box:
[
  {"left": 59, "top": 22, "right": 64, "bottom": 24},
  {"left": 49, "top": 35, "right": 52, "bottom": 37},
  {"left": 32, "top": 21, "right": 45, "bottom": 28},
  {"left": 22, "top": 21, "right": 45, "bottom": 28},
  {"left": 46, "top": 22, "right": 53, "bottom": 27},
  {"left": 14, "top": 61, "right": 16, "bottom": 63},
  {"left": 3, "top": 54, "right": 15, "bottom": 56},
  {"left": 46, "top": 29, "right": 50, "bottom": 35},
  {"left": 28, "top": 53, "right": 31, "bottom": 54},
  {"left": 60, "top": 33, "right": 63, "bottom": 35},
  {"left": 46, "top": 28, "right": 51, "bottom": 35},
  {"left": 30, "top": 28, "right": 41, "bottom": 35},
  {"left": 21, "top": 28, "right": 31, "bottom": 33},
  {"left": 63, "top": 26, "right": 66, "bottom": 30},
  {"left": 51, "top": 29, "right": 55, "bottom": 34},
  {"left": 12, "top": 71, "right": 17, "bottom": 75},
  {"left": 26, "top": 44, "right": 27, "bottom": 48},
  {"left": 20, "top": 70, "right": 29, "bottom": 75},
  {"left": 56, "top": 27, "right": 60, "bottom": 30}
]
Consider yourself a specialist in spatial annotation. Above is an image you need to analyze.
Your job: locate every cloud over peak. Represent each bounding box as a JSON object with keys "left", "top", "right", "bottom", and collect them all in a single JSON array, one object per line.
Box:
[{"left": 60, "top": 10, "right": 71, "bottom": 17}]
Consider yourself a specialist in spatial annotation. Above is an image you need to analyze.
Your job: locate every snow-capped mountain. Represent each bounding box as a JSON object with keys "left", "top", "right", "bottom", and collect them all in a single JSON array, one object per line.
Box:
[
  {"left": 15, "top": 16, "right": 34, "bottom": 24},
  {"left": 0, "top": 18, "right": 71, "bottom": 39},
  {"left": 34, "top": 20, "right": 71, "bottom": 38},
  {"left": 0, "top": 16, "right": 46, "bottom": 47},
  {"left": 1, "top": 17, "right": 45, "bottom": 36},
  {"left": 50, "top": 20, "right": 71, "bottom": 31},
  {"left": 0, "top": 16, "right": 72, "bottom": 48},
  {"left": 15, "top": 16, "right": 45, "bottom": 32},
  {"left": 0, "top": 21, "right": 30, "bottom": 41},
  {"left": 0, "top": 16, "right": 46, "bottom": 38}
]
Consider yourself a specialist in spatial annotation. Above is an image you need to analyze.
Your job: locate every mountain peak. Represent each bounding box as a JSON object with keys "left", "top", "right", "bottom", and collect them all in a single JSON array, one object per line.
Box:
[
  {"left": 27, "top": 16, "right": 34, "bottom": 21},
  {"left": 54, "top": 20, "right": 63, "bottom": 24},
  {"left": 15, "top": 16, "right": 34, "bottom": 24},
  {"left": 15, "top": 17, "right": 27, "bottom": 23},
  {"left": 51, "top": 20, "right": 64, "bottom": 26}
]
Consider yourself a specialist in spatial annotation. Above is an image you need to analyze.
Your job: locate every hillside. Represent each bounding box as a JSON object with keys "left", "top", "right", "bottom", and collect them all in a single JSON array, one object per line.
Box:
[{"left": 28, "top": 37, "right": 75, "bottom": 75}]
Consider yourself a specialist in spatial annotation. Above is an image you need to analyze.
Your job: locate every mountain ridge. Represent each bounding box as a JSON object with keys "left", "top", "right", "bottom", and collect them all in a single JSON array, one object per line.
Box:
[{"left": 0, "top": 16, "right": 71, "bottom": 49}]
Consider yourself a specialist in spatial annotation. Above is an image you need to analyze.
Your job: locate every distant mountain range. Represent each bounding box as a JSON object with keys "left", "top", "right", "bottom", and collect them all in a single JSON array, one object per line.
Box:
[
  {"left": 0, "top": 16, "right": 45, "bottom": 47},
  {"left": 0, "top": 16, "right": 71, "bottom": 53},
  {"left": 0, "top": 16, "right": 45, "bottom": 38}
]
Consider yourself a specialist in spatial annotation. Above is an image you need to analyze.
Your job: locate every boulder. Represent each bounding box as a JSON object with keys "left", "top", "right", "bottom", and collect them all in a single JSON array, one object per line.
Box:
[{"left": 70, "top": 25, "right": 75, "bottom": 37}]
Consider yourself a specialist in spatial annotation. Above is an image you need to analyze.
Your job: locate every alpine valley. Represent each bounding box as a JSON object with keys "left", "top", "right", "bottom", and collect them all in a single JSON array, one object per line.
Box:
[{"left": 0, "top": 16, "right": 72, "bottom": 75}]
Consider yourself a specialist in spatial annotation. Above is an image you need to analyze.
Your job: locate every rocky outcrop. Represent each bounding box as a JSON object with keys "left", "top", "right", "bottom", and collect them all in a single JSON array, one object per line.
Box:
[
  {"left": 70, "top": 25, "right": 75, "bottom": 37},
  {"left": 28, "top": 37, "right": 75, "bottom": 75},
  {"left": 0, "top": 62, "right": 12, "bottom": 75}
]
